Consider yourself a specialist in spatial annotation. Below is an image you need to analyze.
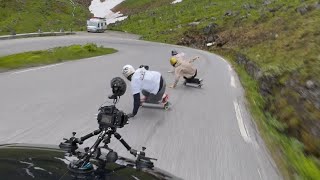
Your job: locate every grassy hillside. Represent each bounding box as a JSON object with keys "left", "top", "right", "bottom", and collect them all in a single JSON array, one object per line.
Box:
[
  {"left": 113, "top": 0, "right": 172, "bottom": 15},
  {"left": 109, "top": 0, "right": 320, "bottom": 179},
  {"left": 0, "top": 0, "right": 92, "bottom": 35}
]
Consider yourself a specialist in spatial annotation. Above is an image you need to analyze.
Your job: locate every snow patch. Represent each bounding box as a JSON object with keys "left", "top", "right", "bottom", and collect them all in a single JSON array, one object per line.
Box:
[
  {"left": 89, "top": 0, "right": 127, "bottom": 24},
  {"left": 171, "top": 0, "right": 183, "bottom": 4}
]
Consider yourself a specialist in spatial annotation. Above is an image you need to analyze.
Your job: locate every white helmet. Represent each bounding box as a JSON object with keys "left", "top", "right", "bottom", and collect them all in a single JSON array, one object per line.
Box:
[{"left": 122, "top": 65, "right": 135, "bottom": 78}]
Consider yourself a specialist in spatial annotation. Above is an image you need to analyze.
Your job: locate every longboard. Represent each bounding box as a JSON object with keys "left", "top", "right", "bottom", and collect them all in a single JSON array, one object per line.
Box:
[
  {"left": 140, "top": 94, "right": 171, "bottom": 110},
  {"left": 141, "top": 101, "right": 171, "bottom": 110},
  {"left": 184, "top": 82, "right": 203, "bottom": 88}
]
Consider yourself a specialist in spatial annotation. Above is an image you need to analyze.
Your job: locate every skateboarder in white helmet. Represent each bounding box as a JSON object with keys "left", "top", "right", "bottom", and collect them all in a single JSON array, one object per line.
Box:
[
  {"left": 169, "top": 56, "right": 201, "bottom": 88},
  {"left": 122, "top": 65, "right": 167, "bottom": 117}
]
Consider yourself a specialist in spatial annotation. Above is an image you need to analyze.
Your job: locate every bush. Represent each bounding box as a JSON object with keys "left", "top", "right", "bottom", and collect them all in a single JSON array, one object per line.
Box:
[{"left": 83, "top": 43, "right": 98, "bottom": 52}]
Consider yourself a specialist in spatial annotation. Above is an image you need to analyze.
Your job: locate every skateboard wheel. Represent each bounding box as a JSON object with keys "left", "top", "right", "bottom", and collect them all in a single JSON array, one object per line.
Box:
[{"left": 164, "top": 102, "right": 170, "bottom": 110}]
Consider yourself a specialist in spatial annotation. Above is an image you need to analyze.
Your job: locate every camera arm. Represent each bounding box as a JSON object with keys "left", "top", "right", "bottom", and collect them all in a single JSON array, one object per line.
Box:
[
  {"left": 113, "top": 132, "right": 157, "bottom": 169},
  {"left": 114, "top": 132, "right": 131, "bottom": 151},
  {"left": 113, "top": 132, "right": 140, "bottom": 156},
  {"left": 60, "top": 128, "right": 157, "bottom": 171},
  {"left": 59, "top": 129, "right": 102, "bottom": 154},
  {"left": 79, "top": 129, "right": 102, "bottom": 143},
  {"left": 69, "top": 128, "right": 112, "bottom": 170}
]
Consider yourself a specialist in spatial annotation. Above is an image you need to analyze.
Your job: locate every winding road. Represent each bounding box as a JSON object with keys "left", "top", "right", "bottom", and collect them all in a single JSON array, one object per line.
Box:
[{"left": 0, "top": 32, "right": 281, "bottom": 180}]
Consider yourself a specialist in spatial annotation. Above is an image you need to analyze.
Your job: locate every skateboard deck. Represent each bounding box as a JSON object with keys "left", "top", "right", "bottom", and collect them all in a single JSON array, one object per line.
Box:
[
  {"left": 184, "top": 81, "right": 203, "bottom": 88},
  {"left": 140, "top": 94, "right": 171, "bottom": 110}
]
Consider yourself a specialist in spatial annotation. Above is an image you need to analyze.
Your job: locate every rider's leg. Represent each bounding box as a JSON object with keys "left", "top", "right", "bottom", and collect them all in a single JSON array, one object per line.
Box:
[
  {"left": 185, "top": 70, "right": 201, "bottom": 84},
  {"left": 146, "top": 80, "right": 166, "bottom": 103},
  {"left": 142, "top": 90, "right": 150, "bottom": 96},
  {"left": 189, "top": 78, "right": 200, "bottom": 84},
  {"left": 183, "top": 76, "right": 191, "bottom": 83},
  {"left": 141, "top": 90, "right": 150, "bottom": 102}
]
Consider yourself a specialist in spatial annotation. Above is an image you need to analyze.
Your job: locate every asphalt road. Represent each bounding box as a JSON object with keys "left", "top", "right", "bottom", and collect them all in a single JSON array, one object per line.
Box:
[{"left": 0, "top": 32, "right": 282, "bottom": 180}]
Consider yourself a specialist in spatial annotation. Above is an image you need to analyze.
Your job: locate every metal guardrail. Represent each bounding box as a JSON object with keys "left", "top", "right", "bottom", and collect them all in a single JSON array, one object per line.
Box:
[{"left": 0, "top": 32, "right": 76, "bottom": 40}]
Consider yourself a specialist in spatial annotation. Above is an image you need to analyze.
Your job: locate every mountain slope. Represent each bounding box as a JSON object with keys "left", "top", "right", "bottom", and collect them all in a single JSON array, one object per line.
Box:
[{"left": 0, "top": 0, "right": 92, "bottom": 35}]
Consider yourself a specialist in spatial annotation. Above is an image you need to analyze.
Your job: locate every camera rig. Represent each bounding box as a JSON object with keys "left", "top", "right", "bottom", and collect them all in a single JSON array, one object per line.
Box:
[{"left": 59, "top": 77, "right": 156, "bottom": 174}]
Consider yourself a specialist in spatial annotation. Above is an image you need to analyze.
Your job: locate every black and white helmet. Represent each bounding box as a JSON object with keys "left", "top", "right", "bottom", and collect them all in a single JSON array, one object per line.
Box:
[{"left": 122, "top": 65, "right": 135, "bottom": 78}]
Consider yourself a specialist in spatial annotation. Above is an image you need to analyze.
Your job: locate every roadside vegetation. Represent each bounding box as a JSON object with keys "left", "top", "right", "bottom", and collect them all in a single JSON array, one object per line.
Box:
[
  {"left": 0, "top": 43, "right": 117, "bottom": 71},
  {"left": 0, "top": 0, "right": 92, "bottom": 35},
  {"left": 110, "top": 0, "right": 320, "bottom": 179}
]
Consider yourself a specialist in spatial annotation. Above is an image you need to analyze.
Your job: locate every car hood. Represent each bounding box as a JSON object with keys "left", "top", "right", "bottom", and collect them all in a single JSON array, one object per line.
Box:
[{"left": 0, "top": 143, "right": 181, "bottom": 180}]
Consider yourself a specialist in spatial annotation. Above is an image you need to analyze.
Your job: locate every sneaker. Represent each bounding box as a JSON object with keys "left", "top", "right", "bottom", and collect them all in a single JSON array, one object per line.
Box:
[
  {"left": 140, "top": 96, "right": 147, "bottom": 103},
  {"left": 162, "top": 94, "right": 168, "bottom": 103}
]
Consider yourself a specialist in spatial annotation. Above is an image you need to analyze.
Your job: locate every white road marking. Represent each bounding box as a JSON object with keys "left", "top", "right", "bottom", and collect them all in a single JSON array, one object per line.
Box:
[
  {"left": 233, "top": 101, "right": 251, "bottom": 143},
  {"left": 258, "top": 168, "right": 263, "bottom": 179},
  {"left": 217, "top": 56, "right": 230, "bottom": 65},
  {"left": 11, "top": 64, "right": 62, "bottom": 75},
  {"left": 228, "top": 64, "right": 232, "bottom": 72},
  {"left": 231, "top": 75, "right": 236, "bottom": 88}
]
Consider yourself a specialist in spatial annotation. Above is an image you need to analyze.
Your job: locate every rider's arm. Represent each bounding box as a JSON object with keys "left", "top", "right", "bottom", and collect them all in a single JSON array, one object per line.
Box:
[
  {"left": 170, "top": 68, "right": 181, "bottom": 88},
  {"left": 173, "top": 76, "right": 180, "bottom": 87},
  {"left": 188, "top": 56, "right": 200, "bottom": 63},
  {"left": 170, "top": 73, "right": 181, "bottom": 88},
  {"left": 132, "top": 93, "right": 140, "bottom": 116}
]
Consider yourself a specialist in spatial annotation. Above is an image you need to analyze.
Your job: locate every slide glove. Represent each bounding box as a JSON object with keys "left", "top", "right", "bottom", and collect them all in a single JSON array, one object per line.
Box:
[{"left": 127, "top": 113, "right": 135, "bottom": 118}]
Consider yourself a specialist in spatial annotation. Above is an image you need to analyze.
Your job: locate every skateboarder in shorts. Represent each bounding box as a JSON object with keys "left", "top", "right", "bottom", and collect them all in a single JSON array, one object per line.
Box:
[
  {"left": 169, "top": 56, "right": 202, "bottom": 88},
  {"left": 122, "top": 65, "right": 167, "bottom": 118}
]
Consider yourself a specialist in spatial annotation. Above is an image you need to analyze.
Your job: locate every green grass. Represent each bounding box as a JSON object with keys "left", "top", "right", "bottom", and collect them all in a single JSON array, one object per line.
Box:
[
  {"left": 110, "top": 0, "right": 262, "bottom": 42},
  {"left": 110, "top": 0, "right": 320, "bottom": 179},
  {"left": 113, "top": 0, "right": 172, "bottom": 15},
  {"left": 0, "top": 43, "right": 117, "bottom": 71},
  {"left": 0, "top": 0, "right": 91, "bottom": 35},
  {"left": 240, "top": 7, "right": 320, "bottom": 80}
]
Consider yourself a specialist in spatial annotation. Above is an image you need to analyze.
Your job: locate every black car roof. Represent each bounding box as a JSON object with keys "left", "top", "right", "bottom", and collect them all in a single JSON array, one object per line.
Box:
[{"left": 0, "top": 143, "right": 181, "bottom": 180}]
